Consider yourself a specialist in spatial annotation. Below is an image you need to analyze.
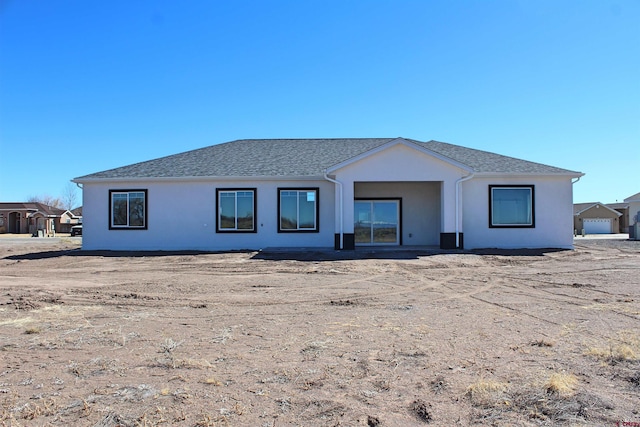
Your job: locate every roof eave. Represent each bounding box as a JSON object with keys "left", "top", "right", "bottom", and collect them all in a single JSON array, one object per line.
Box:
[
  {"left": 574, "top": 203, "right": 622, "bottom": 216},
  {"left": 72, "top": 175, "right": 327, "bottom": 184},
  {"left": 473, "top": 171, "right": 584, "bottom": 178}
]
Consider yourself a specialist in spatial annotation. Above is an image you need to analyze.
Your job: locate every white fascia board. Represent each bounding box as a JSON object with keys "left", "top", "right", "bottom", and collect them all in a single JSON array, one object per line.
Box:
[
  {"left": 575, "top": 203, "right": 622, "bottom": 216},
  {"left": 72, "top": 175, "right": 326, "bottom": 184},
  {"left": 26, "top": 211, "right": 58, "bottom": 218},
  {"left": 325, "top": 137, "right": 473, "bottom": 174},
  {"left": 472, "top": 171, "right": 585, "bottom": 178}
]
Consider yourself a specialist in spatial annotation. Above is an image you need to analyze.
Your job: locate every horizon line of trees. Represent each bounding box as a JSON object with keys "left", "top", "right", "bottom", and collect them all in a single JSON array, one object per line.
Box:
[{"left": 27, "top": 183, "right": 80, "bottom": 211}]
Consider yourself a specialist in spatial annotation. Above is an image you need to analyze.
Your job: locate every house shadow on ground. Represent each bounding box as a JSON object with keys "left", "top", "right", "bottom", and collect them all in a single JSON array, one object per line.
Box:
[
  {"left": 251, "top": 247, "right": 568, "bottom": 261},
  {"left": 2, "top": 247, "right": 568, "bottom": 262},
  {"left": 1, "top": 249, "right": 241, "bottom": 261}
]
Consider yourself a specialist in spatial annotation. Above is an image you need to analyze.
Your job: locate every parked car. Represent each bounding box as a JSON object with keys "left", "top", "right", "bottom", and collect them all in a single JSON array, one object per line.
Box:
[{"left": 70, "top": 225, "right": 82, "bottom": 236}]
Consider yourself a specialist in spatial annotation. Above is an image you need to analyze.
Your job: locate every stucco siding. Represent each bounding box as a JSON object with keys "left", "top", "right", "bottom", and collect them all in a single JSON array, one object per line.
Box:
[
  {"left": 462, "top": 176, "right": 575, "bottom": 249},
  {"left": 82, "top": 179, "right": 335, "bottom": 251},
  {"left": 629, "top": 201, "right": 640, "bottom": 226},
  {"left": 354, "top": 182, "right": 441, "bottom": 246},
  {"left": 332, "top": 144, "right": 467, "bottom": 235}
]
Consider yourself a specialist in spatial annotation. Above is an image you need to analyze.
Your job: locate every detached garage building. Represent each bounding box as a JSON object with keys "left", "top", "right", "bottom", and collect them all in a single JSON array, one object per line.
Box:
[{"left": 573, "top": 202, "right": 622, "bottom": 234}]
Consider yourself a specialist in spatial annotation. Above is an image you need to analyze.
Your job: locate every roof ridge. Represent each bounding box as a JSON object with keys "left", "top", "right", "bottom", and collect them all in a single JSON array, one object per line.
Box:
[{"left": 233, "top": 137, "right": 398, "bottom": 142}]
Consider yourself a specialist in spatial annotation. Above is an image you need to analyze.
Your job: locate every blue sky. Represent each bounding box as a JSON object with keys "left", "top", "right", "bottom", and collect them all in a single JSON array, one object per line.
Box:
[{"left": 1, "top": 0, "right": 638, "bottom": 205}]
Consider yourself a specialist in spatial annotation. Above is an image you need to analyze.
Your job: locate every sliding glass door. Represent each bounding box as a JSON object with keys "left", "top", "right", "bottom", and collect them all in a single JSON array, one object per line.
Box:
[{"left": 354, "top": 200, "right": 400, "bottom": 245}]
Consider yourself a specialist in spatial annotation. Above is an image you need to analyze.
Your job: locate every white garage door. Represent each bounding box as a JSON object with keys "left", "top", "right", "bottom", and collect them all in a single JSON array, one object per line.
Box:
[{"left": 583, "top": 218, "right": 612, "bottom": 234}]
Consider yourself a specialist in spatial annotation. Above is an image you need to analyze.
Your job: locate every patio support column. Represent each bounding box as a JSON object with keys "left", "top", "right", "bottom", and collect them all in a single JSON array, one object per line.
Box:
[
  {"left": 454, "top": 173, "right": 474, "bottom": 249},
  {"left": 325, "top": 173, "right": 345, "bottom": 250},
  {"left": 341, "top": 180, "right": 355, "bottom": 250},
  {"left": 440, "top": 179, "right": 460, "bottom": 249}
]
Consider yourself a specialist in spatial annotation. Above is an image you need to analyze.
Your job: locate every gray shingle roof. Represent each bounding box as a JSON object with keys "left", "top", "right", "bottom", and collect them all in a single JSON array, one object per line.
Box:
[
  {"left": 74, "top": 138, "right": 581, "bottom": 181},
  {"left": 416, "top": 140, "right": 578, "bottom": 175},
  {"left": 624, "top": 192, "right": 640, "bottom": 202},
  {"left": 605, "top": 203, "right": 628, "bottom": 210},
  {"left": 573, "top": 202, "right": 622, "bottom": 216},
  {"left": 573, "top": 202, "right": 601, "bottom": 214},
  {"left": 0, "top": 203, "right": 65, "bottom": 216}
]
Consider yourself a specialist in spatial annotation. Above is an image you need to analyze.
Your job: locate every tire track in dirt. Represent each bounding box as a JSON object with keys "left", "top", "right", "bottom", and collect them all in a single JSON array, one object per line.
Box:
[
  {"left": 461, "top": 278, "right": 640, "bottom": 343},
  {"left": 54, "top": 262, "right": 484, "bottom": 310}
]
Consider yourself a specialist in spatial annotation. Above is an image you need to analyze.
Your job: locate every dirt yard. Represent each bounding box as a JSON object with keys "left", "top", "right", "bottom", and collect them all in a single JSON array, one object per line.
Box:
[{"left": 0, "top": 237, "right": 638, "bottom": 426}]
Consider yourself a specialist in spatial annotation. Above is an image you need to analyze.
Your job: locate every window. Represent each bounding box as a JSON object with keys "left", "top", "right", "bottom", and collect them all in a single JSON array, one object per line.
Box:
[
  {"left": 278, "top": 188, "right": 319, "bottom": 232},
  {"left": 216, "top": 189, "right": 256, "bottom": 232},
  {"left": 489, "top": 185, "right": 534, "bottom": 228},
  {"left": 109, "top": 190, "right": 147, "bottom": 229}
]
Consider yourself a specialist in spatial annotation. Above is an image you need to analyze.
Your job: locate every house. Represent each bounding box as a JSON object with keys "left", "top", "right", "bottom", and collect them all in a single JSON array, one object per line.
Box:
[
  {"left": 573, "top": 202, "right": 622, "bottom": 234},
  {"left": 0, "top": 203, "right": 82, "bottom": 235},
  {"left": 624, "top": 192, "right": 640, "bottom": 239},
  {"left": 72, "top": 138, "right": 583, "bottom": 251},
  {"left": 605, "top": 202, "right": 629, "bottom": 233}
]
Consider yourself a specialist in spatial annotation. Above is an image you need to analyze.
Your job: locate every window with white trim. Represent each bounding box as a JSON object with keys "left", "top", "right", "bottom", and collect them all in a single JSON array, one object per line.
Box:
[
  {"left": 216, "top": 189, "right": 256, "bottom": 232},
  {"left": 109, "top": 190, "right": 147, "bottom": 229},
  {"left": 278, "top": 188, "right": 318, "bottom": 232},
  {"left": 489, "top": 185, "right": 534, "bottom": 228}
]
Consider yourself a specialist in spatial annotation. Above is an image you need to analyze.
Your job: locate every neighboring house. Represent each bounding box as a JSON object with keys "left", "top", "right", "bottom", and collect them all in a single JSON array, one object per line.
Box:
[
  {"left": 71, "top": 206, "right": 83, "bottom": 219},
  {"left": 72, "top": 138, "right": 583, "bottom": 251},
  {"left": 605, "top": 203, "right": 629, "bottom": 233},
  {"left": 0, "top": 203, "right": 82, "bottom": 235},
  {"left": 573, "top": 202, "right": 622, "bottom": 234},
  {"left": 624, "top": 192, "right": 640, "bottom": 239}
]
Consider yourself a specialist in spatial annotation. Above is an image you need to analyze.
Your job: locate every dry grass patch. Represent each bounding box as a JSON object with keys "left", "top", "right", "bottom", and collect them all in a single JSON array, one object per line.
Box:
[
  {"left": 203, "top": 377, "right": 223, "bottom": 386},
  {"left": 545, "top": 372, "right": 578, "bottom": 397},
  {"left": 172, "top": 358, "right": 212, "bottom": 369},
  {"left": 300, "top": 340, "right": 329, "bottom": 360},
  {"left": 585, "top": 330, "right": 640, "bottom": 364},
  {"left": 467, "top": 372, "right": 614, "bottom": 424},
  {"left": 152, "top": 338, "right": 214, "bottom": 370},
  {"left": 24, "top": 326, "right": 41, "bottom": 334},
  {"left": 9, "top": 398, "right": 60, "bottom": 421},
  {"left": 466, "top": 379, "right": 508, "bottom": 407},
  {"left": 467, "top": 372, "right": 613, "bottom": 425}
]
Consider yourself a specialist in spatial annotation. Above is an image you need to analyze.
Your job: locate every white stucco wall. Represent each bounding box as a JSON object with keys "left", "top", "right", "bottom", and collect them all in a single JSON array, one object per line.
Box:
[
  {"left": 354, "top": 181, "right": 441, "bottom": 246},
  {"left": 627, "top": 199, "right": 640, "bottom": 226},
  {"left": 461, "top": 176, "right": 576, "bottom": 249},
  {"left": 81, "top": 179, "right": 336, "bottom": 251},
  {"left": 332, "top": 143, "right": 468, "bottom": 235}
]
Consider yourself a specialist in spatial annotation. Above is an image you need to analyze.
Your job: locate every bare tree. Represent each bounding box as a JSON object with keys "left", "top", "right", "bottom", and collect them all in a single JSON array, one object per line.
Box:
[
  {"left": 61, "top": 182, "right": 80, "bottom": 210},
  {"left": 27, "top": 195, "right": 63, "bottom": 208}
]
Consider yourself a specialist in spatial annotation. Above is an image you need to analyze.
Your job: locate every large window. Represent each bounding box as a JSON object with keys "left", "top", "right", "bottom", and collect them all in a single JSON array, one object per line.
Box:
[
  {"left": 109, "top": 190, "right": 147, "bottom": 229},
  {"left": 489, "top": 185, "right": 534, "bottom": 228},
  {"left": 216, "top": 189, "right": 256, "bottom": 232},
  {"left": 278, "top": 188, "right": 319, "bottom": 232}
]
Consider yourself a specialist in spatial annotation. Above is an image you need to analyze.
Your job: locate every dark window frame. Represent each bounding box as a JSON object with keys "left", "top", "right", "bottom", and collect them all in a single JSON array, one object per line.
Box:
[
  {"left": 354, "top": 197, "right": 403, "bottom": 245},
  {"left": 277, "top": 187, "right": 320, "bottom": 233},
  {"left": 488, "top": 185, "right": 535, "bottom": 228},
  {"left": 108, "top": 189, "right": 148, "bottom": 230},
  {"left": 215, "top": 188, "right": 257, "bottom": 233}
]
